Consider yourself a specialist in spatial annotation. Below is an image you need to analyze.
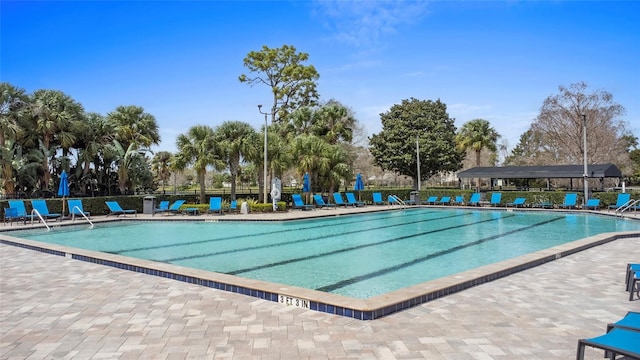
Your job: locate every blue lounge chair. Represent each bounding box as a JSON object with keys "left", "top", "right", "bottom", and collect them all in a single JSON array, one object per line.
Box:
[
  {"left": 228, "top": 200, "right": 238, "bottom": 214},
  {"left": 423, "top": 196, "right": 438, "bottom": 205},
  {"left": 532, "top": 201, "right": 554, "bottom": 209},
  {"left": 154, "top": 201, "right": 170, "bottom": 214},
  {"left": 452, "top": 195, "right": 465, "bottom": 205},
  {"left": 489, "top": 193, "right": 502, "bottom": 206},
  {"left": 506, "top": 197, "right": 526, "bottom": 208},
  {"left": 3, "top": 206, "right": 21, "bottom": 225},
  {"left": 8, "top": 200, "right": 35, "bottom": 223},
  {"left": 576, "top": 328, "right": 640, "bottom": 360},
  {"left": 332, "top": 193, "right": 348, "bottom": 207},
  {"left": 208, "top": 197, "right": 222, "bottom": 215},
  {"left": 31, "top": 199, "right": 61, "bottom": 221},
  {"left": 559, "top": 193, "right": 578, "bottom": 209},
  {"left": 627, "top": 263, "right": 640, "bottom": 301},
  {"left": 468, "top": 193, "right": 481, "bottom": 206},
  {"left": 292, "top": 194, "right": 315, "bottom": 210},
  {"left": 345, "top": 192, "right": 365, "bottom": 207},
  {"left": 438, "top": 196, "right": 451, "bottom": 205},
  {"left": 162, "top": 200, "right": 186, "bottom": 215},
  {"left": 607, "top": 311, "right": 640, "bottom": 333},
  {"left": 608, "top": 193, "right": 631, "bottom": 212},
  {"left": 313, "top": 194, "right": 336, "bottom": 209},
  {"left": 372, "top": 192, "right": 385, "bottom": 205},
  {"left": 68, "top": 199, "right": 90, "bottom": 220},
  {"left": 105, "top": 201, "right": 137, "bottom": 216},
  {"left": 584, "top": 198, "right": 600, "bottom": 210}
]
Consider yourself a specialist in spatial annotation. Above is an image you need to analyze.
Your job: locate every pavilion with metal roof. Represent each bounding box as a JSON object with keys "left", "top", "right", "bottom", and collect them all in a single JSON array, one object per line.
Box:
[
  {"left": 457, "top": 163, "right": 622, "bottom": 179},
  {"left": 457, "top": 163, "right": 622, "bottom": 190}
]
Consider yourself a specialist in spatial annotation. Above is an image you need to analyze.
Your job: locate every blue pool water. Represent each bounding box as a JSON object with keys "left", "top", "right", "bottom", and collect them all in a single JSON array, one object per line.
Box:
[{"left": 8, "top": 208, "right": 640, "bottom": 299}]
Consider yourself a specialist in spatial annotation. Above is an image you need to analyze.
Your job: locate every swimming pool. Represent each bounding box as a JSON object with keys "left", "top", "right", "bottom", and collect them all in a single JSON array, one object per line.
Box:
[{"left": 5, "top": 208, "right": 640, "bottom": 302}]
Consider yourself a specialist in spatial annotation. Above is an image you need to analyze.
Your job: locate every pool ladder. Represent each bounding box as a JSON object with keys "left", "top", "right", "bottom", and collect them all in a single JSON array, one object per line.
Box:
[
  {"left": 30, "top": 209, "right": 50, "bottom": 232},
  {"left": 71, "top": 206, "right": 94, "bottom": 228},
  {"left": 389, "top": 195, "right": 408, "bottom": 208},
  {"left": 616, "top": 199, "right": 639, "bottom": 217}
]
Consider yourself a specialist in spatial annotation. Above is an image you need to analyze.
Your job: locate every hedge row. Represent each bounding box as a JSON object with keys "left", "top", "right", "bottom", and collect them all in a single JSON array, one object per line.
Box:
[{"left": 1, "top": 190, "right": 638, "bottom": 218}]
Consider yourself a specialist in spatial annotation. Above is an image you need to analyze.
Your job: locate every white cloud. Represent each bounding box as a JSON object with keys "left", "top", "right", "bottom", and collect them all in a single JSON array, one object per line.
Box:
[
  {"left": 448, "top": 103, "right": 493, "bottom": 115},
  {"left": 312, "top": 0, "right": 431, "bottom": 48}
]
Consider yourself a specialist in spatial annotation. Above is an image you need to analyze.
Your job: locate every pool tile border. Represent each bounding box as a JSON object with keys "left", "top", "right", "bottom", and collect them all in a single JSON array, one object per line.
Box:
[{"left": 2, "top": 228, "right": 638, "bottom": 320}]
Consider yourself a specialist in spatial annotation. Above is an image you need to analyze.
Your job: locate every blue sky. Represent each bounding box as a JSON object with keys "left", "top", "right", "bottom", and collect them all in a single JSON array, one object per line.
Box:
[{"left": 2, "top": 1, "right": 639, "bottom": 154}]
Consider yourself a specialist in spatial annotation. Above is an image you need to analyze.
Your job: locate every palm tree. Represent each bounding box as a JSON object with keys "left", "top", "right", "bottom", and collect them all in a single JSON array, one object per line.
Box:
[
  {"left": 108, "top": 140, "right": 148, "bottom": 194},
  {"left": 176, "top": 125, "right": 224, "bottom": 204},
  {"left": 108, "top": 105, "right": 160, "bottom": 149},
  {"left": 455, "top": 119, "right": 500, "bottom": 190},
  {"left": 292, "top": 134, "right": 331, "bottom": 198},
  {"left": 30, "top": 89, "right": 84, "bottom": 190},
  {"left": 287, "top": 106, "right": 315, "bottom": 139},
  {"left": 107, "top": 105, "right": 160, "bottom": 194},
  {"left": 0, "top": 82, "right": 28, "bottom": 195},
  {"left": 322, "top": 144, "right": 351, "bottom": 193},
  {"left": 74, "top": 112, "right": 113, "bottom": 195},
  {"left": 215, "top": 121, "right": 257, "bottom": 200},
  {"left": 314, "top": 101, "right": 355, "bottom": 144},
  {"left": 151, "top": 151, "right": 173, "bottom": 194}
]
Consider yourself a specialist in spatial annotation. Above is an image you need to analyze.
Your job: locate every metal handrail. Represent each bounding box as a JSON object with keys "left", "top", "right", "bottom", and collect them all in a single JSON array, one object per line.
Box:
[
  {"left": 71, "top": 206, "right": 94, "bottom": 228},
  {"left": 389, "top": 195, "right": 407, "bottom": 208},
  {"left": 616, "top": 199, "right": 639, "bottom": 217},
  {"left": 30, "top": 209, "right": 50, "bottom": 231}
]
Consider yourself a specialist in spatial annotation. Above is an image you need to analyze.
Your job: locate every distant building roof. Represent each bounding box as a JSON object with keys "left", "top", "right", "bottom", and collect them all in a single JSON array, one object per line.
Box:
[{"left": 457, "top": 163, "right": 622, "bottom": 179}]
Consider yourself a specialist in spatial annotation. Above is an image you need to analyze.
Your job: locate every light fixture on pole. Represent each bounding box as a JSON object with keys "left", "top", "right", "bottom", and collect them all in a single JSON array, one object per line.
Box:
[
  {"left": 258, "top": 104, "right": 269, "bottom": 204},
  {"left": 582, "top": 114, "right": 589, "bottom": 204}
]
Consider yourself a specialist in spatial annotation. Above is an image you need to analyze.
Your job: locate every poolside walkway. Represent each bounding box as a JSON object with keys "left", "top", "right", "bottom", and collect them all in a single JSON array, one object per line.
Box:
[{"left": 1, "top": 208, "right": 639, "bottom": 359}]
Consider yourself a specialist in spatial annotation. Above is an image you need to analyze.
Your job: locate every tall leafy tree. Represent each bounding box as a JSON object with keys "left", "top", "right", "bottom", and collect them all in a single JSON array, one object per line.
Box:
[
  {"left": 369, "top": 98, "right": 463, "bottom": 189},
  {"left": 175, "top": 125, "right": 225, "bottom": 203},
  {"left": 239, "top": 44, "right": 320, "bottom": 123},
  {"left": 0, "top": 82, "right": 28, "bottom": 195},
  {"left": 504, "top": 129, "right": 548, "bottom": 166},
  {"left": 215, "top": 121, "right": 257, "bottom": 200},
  {"left": 530, "top": 82, "right": 627, "bottom": 166}
]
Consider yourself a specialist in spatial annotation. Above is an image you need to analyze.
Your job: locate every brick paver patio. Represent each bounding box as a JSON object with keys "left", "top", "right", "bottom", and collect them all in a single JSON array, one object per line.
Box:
[{"left": 1, "top": 212, "right": 639, "bottom": 359}]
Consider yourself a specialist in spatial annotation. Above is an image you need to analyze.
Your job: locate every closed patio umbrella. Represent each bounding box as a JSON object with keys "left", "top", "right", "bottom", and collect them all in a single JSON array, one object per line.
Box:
[
  {"left": 58, "top": 170, "right": 69, "bottom": 216},
  {"left": 302, "top": 173, "right": 310, "bottom": 203},
  {"left": 302, "top": 173, "right": 310, "bottom": 192},
  {"left": 354, "top": 173, "right": 364, "bottom": 200}
]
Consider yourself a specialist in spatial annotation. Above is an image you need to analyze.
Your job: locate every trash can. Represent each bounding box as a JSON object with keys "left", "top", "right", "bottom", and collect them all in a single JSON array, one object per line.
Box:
[
  {"left": 143, "top": 195, "right": 156, "bottom": 215},
  {"left": 410, "top": 191, "right": 420, "bottom": 205}
]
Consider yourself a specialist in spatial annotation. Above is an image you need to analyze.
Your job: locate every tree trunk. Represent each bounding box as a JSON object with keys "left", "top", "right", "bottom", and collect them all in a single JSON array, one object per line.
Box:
[
  {"left": 198, "top": 170, "right": 206, "bottom": 204},
  {"left": 475, "top": 150, "right": 482, "bottom": 191}
]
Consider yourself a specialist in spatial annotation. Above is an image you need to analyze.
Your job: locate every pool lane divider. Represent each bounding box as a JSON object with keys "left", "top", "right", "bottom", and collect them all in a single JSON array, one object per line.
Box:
[
  {"left": 109, "top": 209, "right": 439, "bottom": 255},
  {"left": 225, "top": 214, "right": 517, "bottom": 275},
  {"left": 147, "top": 212, "right": 471, "bottom": 263},
  {"left": 316, "top": 216, "right": 564, "bottom": 292}
]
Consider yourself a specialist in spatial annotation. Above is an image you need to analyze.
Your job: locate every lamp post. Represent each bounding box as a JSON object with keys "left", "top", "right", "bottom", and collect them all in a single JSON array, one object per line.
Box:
[
  {"left": 416, "top": 134, "right": 421, "bottom": 191},
  {"left": 258, "top": 105, "right": 269, "bottom": 204},
  {"left": 582, "top": 114, "right": 589, "bottom": 204}
]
